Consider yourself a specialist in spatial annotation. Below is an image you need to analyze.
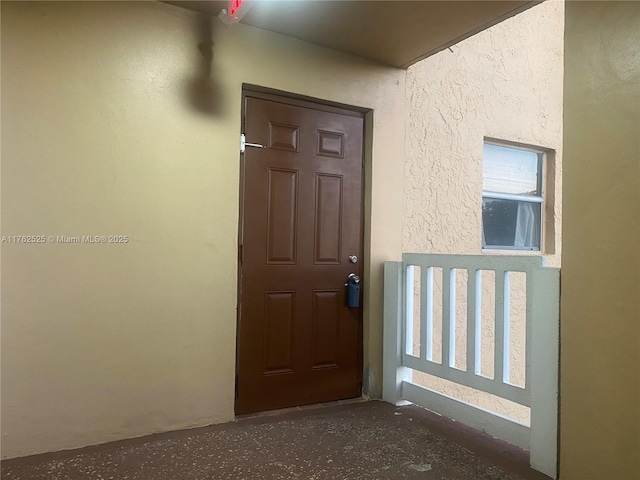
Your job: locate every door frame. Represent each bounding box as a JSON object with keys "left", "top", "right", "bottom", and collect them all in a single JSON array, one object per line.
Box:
[{"left": 235, "top": 85, "right": 369, "bottom": 412}]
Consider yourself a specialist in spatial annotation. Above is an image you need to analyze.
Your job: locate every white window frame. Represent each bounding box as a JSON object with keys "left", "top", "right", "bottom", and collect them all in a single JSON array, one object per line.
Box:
[{"left": 482, "top": 140, "right": 546, "bottom": 252}]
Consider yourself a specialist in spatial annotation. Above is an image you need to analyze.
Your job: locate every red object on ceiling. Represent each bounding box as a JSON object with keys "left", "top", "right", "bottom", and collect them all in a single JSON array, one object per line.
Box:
[{"left": 230, "top": 0, "right": 243, "bottom": 16}]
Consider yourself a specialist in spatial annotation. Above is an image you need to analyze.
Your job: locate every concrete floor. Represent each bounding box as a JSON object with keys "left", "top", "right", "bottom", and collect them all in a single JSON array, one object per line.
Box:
[{"left": 1, "top": 400, "right": 551, "bottom": 480}]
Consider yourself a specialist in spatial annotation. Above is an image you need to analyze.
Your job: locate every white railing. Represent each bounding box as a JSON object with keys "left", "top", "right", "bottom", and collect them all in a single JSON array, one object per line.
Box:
[{"left": 383, "top": 253, "right": 559, "bottom": 479}]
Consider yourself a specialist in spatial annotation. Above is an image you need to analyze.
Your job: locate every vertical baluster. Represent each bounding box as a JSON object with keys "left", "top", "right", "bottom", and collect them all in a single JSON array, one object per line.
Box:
[
  {"left": 474, "top": 270, "right": 482, "bottom": 374},
  {"left": 425, "top": 267, "right": 434, "bottom": 361},
  {"left": 494, "top": 270, "right": 507, "bottom": 383},
  {"left": 466, "top": 269, "right": 477, "bottom": 374},
  {"left": 405, "top": 265, "right": 414, "bottom": 355},
  {"left": 494, "top": 270, "right": 503, "bottom": 382},
  {"left": 449, "top": 269, "right": 457, "bottom": 367},
  {"left": 418, "top": 267, "right": 427, "bottom": 359},
  {"left": 442, "top": 268, "right": 451, "bottom": 367},
  {"left": 503, "top": 271, "right": 511, "bottom": 384}
]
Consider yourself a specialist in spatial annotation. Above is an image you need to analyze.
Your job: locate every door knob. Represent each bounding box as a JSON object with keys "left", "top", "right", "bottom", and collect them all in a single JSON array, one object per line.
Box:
[
  {"left": 345, "top": 273, "right": 360, "bottom": 286},
  {"left": 348, "top": 255, "right": 358, "bottom": 264}
]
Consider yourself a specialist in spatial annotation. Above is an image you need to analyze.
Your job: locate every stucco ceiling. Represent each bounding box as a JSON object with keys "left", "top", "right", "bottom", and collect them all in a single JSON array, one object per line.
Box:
[{"left": 164, "top": 1, "right": 538, "bottom": 69}]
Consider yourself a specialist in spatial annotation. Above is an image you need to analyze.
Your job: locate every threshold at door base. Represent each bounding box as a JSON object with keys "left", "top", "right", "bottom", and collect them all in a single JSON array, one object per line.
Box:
[{"left": 235, "top": 396, "right": 368, "bottom": 421}]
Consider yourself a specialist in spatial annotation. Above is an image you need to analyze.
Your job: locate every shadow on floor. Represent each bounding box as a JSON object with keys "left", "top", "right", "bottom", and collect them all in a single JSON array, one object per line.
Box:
[{"left": 1, "top": 400, "right": 551, "bottom": 480}]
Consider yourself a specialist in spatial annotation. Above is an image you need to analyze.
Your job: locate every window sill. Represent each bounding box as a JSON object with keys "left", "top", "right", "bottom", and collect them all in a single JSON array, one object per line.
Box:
[{"left": 482, "top": 248, "right": 542, "bottom": 255}]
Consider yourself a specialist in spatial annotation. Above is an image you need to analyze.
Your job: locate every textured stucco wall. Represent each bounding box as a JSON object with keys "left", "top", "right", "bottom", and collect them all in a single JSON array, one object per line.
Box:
[{"left": 403, "top": 0, "right": 564, "bottom": 423}]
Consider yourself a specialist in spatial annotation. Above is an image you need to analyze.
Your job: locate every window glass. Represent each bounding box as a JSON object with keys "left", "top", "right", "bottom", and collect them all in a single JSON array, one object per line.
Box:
[
  {"left": 482, "top": 198, "right": 541, "bottom": 250},
  {"left": 482, "top": 142, "right": 545, "bottom": 251},
  {"left": 483, "top": 143, "right": 541, "bottom": 195}
]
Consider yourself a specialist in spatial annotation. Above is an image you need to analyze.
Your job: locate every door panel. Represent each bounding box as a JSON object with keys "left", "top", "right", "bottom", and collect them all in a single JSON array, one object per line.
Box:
[
  {"left": 237, "top": 94, "right": 364, "bottom": 415},
  {"left": 314, "top": 174, "right": 343, "bottom": 264},
  {"left": 263, "top": 291, "right": 295, "bottom": 375},
  {"left": 312, "top": 289, "right": 340, "bottom": 369},
  {"left": 266, "top": 169, "right": 298, "bottom": 264}
]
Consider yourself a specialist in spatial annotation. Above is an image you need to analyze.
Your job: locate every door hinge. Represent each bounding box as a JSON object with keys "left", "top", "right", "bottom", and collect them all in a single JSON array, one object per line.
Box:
[
  {"left": 238, "top": 244, "right": 244, "bottom": 264},
  {"left": 240, "top": 133, "right": 266, "bottom": 154}
]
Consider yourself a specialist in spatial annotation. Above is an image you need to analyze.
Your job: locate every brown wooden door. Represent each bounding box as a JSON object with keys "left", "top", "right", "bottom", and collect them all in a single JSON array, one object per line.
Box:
[{"left": 236, "top": 93, "right": 364, "bottom": 415}]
